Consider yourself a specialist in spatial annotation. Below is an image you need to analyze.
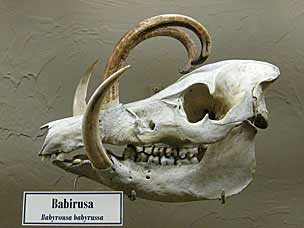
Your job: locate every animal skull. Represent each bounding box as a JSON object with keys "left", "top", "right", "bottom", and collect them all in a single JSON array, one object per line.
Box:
[{"left": 39, "top": 14, "right": 279, "bottom": 202}]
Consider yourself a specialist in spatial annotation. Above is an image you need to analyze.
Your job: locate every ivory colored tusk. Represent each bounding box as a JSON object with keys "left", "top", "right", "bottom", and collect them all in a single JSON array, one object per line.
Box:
[
  {"left": 82, "top": 65, "right": 131, "bottom": 169},
  {"left": 73, "top": 60, "right": 99, "bottom": 116}
]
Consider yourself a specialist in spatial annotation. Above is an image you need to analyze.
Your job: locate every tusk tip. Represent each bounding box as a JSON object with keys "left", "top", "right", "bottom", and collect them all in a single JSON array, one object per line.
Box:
[
  {"left": 179, "top": 63, "right": 193, "bottom": 74},
  {"left": 123, "top": 64, "right": 131, "bottom": 70},
  {"left": 93, "top": 59, "right": 99, "bottom": 66},
  {"left": 40, "top": 124, "right": 48, "bottom": 130},
  {"left": 191, "top": 54, "right": 209, "bottom": 65}
]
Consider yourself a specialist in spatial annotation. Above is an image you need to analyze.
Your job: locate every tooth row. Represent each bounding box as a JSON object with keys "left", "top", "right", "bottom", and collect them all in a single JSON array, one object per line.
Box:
[
  {"left": 49, "top": 144, "right": 206, "bottom": 167},
  {"left": 44, "top": 152, "right": 86, "bottom": 165},
  {"left": 136, "top": 146, "right": 199, "bottom": 158},
  {"left": 135, "top": 153, "right": 199, "bottom": 165},
  {"left": 118, "top": 144, "right": 208, "bottom": 166}
]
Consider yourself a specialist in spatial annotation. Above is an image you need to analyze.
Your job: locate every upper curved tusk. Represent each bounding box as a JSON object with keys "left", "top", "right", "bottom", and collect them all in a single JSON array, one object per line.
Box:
[
  {"left": 82, "top": 65, "right": 131, "bottom": 169},
  {"left": 73, "top": 60, "right": 99, "bottom": 116},
  {"left": 136, "top": 27, "right": 198, "bottom": 74},
  {"left": 102, "top": 14, "right": 211, "bottom": 105}
]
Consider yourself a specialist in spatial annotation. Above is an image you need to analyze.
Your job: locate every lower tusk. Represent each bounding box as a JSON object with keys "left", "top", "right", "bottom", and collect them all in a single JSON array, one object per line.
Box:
[{"left": 82, "top": 65, "right": 131, "bottom": 169}]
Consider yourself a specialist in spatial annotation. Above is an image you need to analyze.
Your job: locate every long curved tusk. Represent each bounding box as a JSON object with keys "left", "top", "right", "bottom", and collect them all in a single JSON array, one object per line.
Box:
[
  {"left": 73, "top": 60, "right": 99, "bottom": 116},
  {"left": 136, "top": 27, "right": 198, "bottom": 74},
  {"left": 102, "top": 14, "right": 211, "bottom": 105},
  {"left": 82, "top": 65, "right": 131, "bottom": 169}
]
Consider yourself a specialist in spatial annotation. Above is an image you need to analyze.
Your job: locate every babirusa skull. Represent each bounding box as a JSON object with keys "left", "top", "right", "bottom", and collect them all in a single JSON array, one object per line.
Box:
[{"left": 39, "top": 14, "right": 279, "bottom": 202}]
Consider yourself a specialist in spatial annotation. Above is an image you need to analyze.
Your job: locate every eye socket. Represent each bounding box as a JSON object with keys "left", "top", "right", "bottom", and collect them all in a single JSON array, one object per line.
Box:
[{"left": 183, "top": 84, "right": 229, "bottom": 123}]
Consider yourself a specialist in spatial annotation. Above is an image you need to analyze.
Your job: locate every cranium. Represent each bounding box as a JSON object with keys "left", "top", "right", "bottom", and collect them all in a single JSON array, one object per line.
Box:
[{"left": 39, "top": 14, "right": 279, "bottom": 202}]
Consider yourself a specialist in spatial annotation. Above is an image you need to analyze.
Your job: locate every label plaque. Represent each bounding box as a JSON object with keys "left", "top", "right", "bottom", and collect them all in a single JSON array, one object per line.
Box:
[{"left": 22, "top": 191, "right": 123, "bottom": 226}]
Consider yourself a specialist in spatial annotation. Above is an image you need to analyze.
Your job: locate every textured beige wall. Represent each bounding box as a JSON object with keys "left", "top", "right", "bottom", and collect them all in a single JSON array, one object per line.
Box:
[{"left": 0, "top": 0, "right": 303, "bottom": 227}]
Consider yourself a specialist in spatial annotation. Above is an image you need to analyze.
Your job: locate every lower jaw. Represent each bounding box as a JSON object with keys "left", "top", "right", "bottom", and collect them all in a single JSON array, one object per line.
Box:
[
  {"left": 47, "top": 144, "right": 210, "bottom": 202},
  {"left": 49, "top": 122, "right": 256, "bottom": 202}
]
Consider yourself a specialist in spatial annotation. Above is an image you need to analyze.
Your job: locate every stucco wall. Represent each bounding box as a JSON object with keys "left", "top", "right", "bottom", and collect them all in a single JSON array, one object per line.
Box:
[{"left": 0, "top": 0, "right": 303, "bottom": 227}]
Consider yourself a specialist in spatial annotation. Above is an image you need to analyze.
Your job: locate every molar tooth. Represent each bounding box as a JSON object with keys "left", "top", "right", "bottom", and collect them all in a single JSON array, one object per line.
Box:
[
  {"left": 161, "top": 156, "right": 174, "bottom": 165},
  {"left": 165, "top": 148, "right": 178, "bottom": 157},
  {"left": 152, "top": 147, "right": 159, "bottom": 156},
  {"left": 148, "top": 155, "right": 159, "bottom": 165},
  {"left": 160, "top": 156, "right": 166, "bottom": 165},
  {"left": 165, "top": 147, "right": 172, "bottom": 157},
  {"left": 190, "top": 157, "right": 199, "bottom": 164},
  {"left": 187, "top": 148, "right": 197, "bottom": 158},
  {"left": 168, "top": 157, "right": 175, "bottom": 165},
  {"left": 157, "top": 147, "right": 164, "bottom": 156},
  {"left": 136, "top": 153, "right": 148, "bottom": 162},
  {"left": 201, "top": 144, "right": 208, "bottom": 149},
  {"left": 145, "top": 147, "right": 152, "bottom": 155},
  {"left": 136, "top": 146, "right": 144, "bottom": 153},
  {"left": 165, "top": 148, "right": 172, "bottom": 157},
  {"left": 56, "top": 153, "right": 65, "bottom": 161},
  {"left": 173, "top": 148, "right": 178, "bottom": 157},
  {"left": 147, "top": 155, "right": 153, "bottom": 163},
  {"left": 178, "top": 149, "right": 187, "bottom": 159}
]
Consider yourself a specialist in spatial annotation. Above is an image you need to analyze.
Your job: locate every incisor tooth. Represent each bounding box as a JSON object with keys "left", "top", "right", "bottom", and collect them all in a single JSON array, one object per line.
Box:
[
  {"left": 41, "top": 155, "right": 51, "bottom": 161},
  {"left": 73, "top": 159, "right": 82, "bottom": 164},
  {"left": 56, "top": 153, "right": 65, "bottom": 161}
]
